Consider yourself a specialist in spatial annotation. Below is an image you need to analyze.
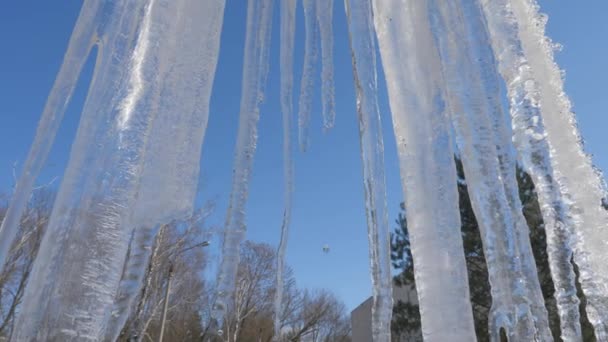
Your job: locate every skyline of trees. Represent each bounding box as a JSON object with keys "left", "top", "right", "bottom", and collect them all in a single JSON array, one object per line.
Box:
[
  {"left": 0, "top": 191, "right": 351, "bottom": 342},
  {"left": 2, "top": 158, "right": 605, "bottom": 341}
]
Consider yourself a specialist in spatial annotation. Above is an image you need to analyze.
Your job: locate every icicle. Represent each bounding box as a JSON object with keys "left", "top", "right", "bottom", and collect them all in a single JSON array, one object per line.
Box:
[
  {"left": 103, "top": 225, "right": 157, "bottom": 341},
  {"left": 459, "top": 1, "right": 553, "bottom": 339},
  {"left": 480, "top": 0, "right": 582, "bottom": 339},
  {"left": 316, "top": 0, "right": 335, "bottom": 129},
  {"left": 344, "top": 1, "right": 393, "bottom": 340},
  {"left": 274, "top": 0, "right": 297, "bottom": 338},
  {"left": 213, "top": 0, "right": 275, "bottom": 333},
  {"left": 371, "top": 1, "right": 477, "bottom": 341},
  {"left": 12, "top": 1, "right": 225, "bottom": 340},
  {"left": 103, "top": 0, "right": 226, "bottom": 337},
  {"left": 0, "top": 0, "right": 101, "bottom": 272},
  {"left": 510, "top": 0, "right": 608, "bottom": 337},
  {"left": 298, "top": 0, "right": 318, "bottom": 151},
  {"left": 427, "top": 0, "right": 553, "bottom": 340},
  {"left": 12, "top": 2, "right": 154, "bottom": 339}
]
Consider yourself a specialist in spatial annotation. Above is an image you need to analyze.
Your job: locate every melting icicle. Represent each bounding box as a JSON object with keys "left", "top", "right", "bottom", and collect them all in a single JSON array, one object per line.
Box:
[
  {"left": 297, "top": 0, "right": 334, "bottom": 147},
  {"left": 298, "top": 0, "right": 318, "bottom": 151},
  {"left": 344, "top": 0, "right": 392, "bottom": 340},
  {"left": 12, "top": 1, "right": 224, "bottom": 340},
  {"left": 371, "top": 0, "right": 477, "bottom": 341},
  {"left": 116, "top": 0, "right": 156, "bottom": 131},
  {"left": 316, "top": 0, "right": 335, "bottom": 129},
  {"left": 459, "top": 1, "right": 553, "bottom": 339},
  {"left": 510, "top": 0, "right": 608, "bottom": 337},
  {"left": 12, "top": 2, "right": 154, "bottom": 339},
  {"left": 480, "top": 0, "right": 582, "bottom": 339},
  {"left": 274, "top": 0, "right": 297, "bottom": 338},
  {"left": 213, "top": 0, "right": 275, "bottom": 332},
  {"left": 427, "top": 0, "right": 552, "bottom": 340},
  {"left": 103, "top": 1, "right": 226, "bottom": 337},
  {"left": 0, "top": 0, "right": 102, "bottom": 272}
]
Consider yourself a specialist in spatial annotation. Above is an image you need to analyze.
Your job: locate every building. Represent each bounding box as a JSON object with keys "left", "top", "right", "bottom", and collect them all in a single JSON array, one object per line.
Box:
[
  {"left": 351, "top": 296, "right": 373, "bottom": 342},
  {"left": 350, "top": 284, "right": 421, "bottom": 342}
]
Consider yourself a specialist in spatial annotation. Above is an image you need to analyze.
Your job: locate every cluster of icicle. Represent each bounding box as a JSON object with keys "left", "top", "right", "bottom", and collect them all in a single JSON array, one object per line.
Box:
[
  {"left": 0, "top": 0, "right": 607, "bottom": 341},
  {"left": 0, "top": 1, "right": 226, "bottom": 340}
]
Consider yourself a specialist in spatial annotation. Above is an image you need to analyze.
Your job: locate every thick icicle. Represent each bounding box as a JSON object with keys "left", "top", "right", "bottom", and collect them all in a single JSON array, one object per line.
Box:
[
  {"left": 213, "top": 0, "right": 275, "bottom": 333},
  {"left": 316, "top": 0, "right": 335, "bottom": 129},
  {"left": 344, "top": 0, "right": 392, "bottom": 340},
  {"left": 12, "top": 1, "right": 224, "bottom": 340},
  {"left": 103, "top": 1, "right": 226, "bottom": 338},
  {"left": 12, "top": 2, "right": 154, "bottom": 339},
  {"left": 510, "top": 0, "right": 608, "bottom": 337},
  {"left": 371, "top": 1, "right": 477, "bottom": 341},
  {"left": 480, "top": 0, "right": 582, "bottom": 339},
  {"left": 427, "top": 0, "right": 552, "bottom": 340},
  {"left": 297, "top": 0, "right": 318, "bottom": 151},
  {"left": 0, "top": 1, "right": 102, "bottom": 271},
  {"left": 459, "top": 1, "right": 553, "bottom": 339},
  {"left": 274, "top": 0, "right": 297, "bottom": 338}
]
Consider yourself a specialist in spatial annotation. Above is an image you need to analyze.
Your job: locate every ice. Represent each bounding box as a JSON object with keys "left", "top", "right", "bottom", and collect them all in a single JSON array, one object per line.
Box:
[
  {"left": 10, "top": 1, "right": 225, "bottom": 340},
  {"left": 297, "top": 0, "right": 335, "bottom": 146},
  {"left": 213, "top": 0, "right": 275, "bottom": 330},
  {"left": 297, "top": 0, "right": 319, "bottom": 151},
  {"left": 316, "top": 0, "right": 335, "bottom": 129},
  {"left": 0, "top": 0, "right": 102, "bottom": 272},
  {"left": 274, "top": 0, "right": 297, "bottom": 338},
  {"left": 426, "top": 0, "right": 552, "bottom": 339},
  {"left": 103, "top": 0, "right": 226, "bottom": 336},
  {"left": 3, "top": 0, "right": 607, "bottom": 340},
  {"left": 509, "top": 0, "right": 608, "bottom": 337},
  {"left": 371, "top": 0, "right": 477, "bottom": 340},
  {"left": 480, "top": 0, "right": 582, "bottom": 339},
  {"left": 458, "top": 0, "right": 552, "bottom": 338},
  {"left": 344, "top": 0, "right": 392, "bottom": 340}
]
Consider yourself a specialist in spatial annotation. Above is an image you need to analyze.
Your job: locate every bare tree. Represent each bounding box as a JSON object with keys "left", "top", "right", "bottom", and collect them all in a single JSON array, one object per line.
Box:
[
  {"left": 118, "top": 207, "right": 213, "bottom": 342},
  {"left": 0, "top": 192, "right": 351, "bottom": 342},
  {"left": 284, "top": 289, "right": 350, "bottom": 342},
  {"left": 216, "top": 241, "right": 351, "bottom": 342},
  {"left": 0, "top": 190, "right": 54, "bottom": 339},
  {"left": 222, "top": 241, "right": 277, "bottom": 342}
]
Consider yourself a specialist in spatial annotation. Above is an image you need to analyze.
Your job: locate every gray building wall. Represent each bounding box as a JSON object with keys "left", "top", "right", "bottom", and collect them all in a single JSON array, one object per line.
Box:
[
  {"left": 350, "top": 284, "right": 421, "bottom": 342},
  {"left": 351, "top": 296, "right": 373, "bottom": 342}
]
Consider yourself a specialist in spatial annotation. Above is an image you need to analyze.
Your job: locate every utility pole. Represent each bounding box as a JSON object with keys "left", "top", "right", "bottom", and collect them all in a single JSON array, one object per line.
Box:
[
  {"left": 159, "top": 240, "right": 210, "bottom": 342},
  {"left": 159, "top": 263, "right": 174, "bottom": 342}
]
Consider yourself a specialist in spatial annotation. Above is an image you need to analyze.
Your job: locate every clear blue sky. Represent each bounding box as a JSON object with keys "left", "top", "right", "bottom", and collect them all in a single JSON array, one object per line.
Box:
[{"left": 0, "top": 2, "right": 606, "bottom": 311}]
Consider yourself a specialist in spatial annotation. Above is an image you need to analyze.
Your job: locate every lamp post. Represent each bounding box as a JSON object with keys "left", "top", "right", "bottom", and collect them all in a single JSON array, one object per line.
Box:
[{"left": 158, "top": 240, "right": 210, "bottom": 342}]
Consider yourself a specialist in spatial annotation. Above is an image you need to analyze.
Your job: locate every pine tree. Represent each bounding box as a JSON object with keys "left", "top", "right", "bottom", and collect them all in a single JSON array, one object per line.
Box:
[{"left": 390, "top": 157, "right": 599, "bottom": 341}]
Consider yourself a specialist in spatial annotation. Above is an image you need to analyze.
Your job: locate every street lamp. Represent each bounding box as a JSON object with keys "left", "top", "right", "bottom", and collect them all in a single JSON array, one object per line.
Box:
[{"left": 159, "top": 240, "right": 210, "bottom": 342}]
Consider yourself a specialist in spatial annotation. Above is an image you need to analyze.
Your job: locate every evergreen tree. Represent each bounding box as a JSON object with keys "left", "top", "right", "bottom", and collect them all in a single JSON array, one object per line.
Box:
[{"left": 390, "top": 158, "right": 598, "bottom": 341}]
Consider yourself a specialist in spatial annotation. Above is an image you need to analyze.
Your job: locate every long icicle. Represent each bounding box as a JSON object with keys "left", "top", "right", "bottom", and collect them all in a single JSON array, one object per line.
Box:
[
  {"left": 102, "top": 1, "right": 226, "bottom": 339},
  {"left": 460, "top": 0, "right": 553, "bottom": 339},
  {"left": 13, "top": 1, "right": 224, "bottom": 339},
  {"left": 479, "top": 0, "right": 582, "bottom": 339},
  {"left": 297, "top": 0, "right": 318, "bottom": 151},
  {"left": 316, "top": 0, "right": 335, "bottom": 130},
  {"left": 510, "top": 0, "right": 608, "bottom": 337},
  {"left": 344, "top": 0, "right": 392, "bottom": 340},
  {"left": 213, "top": 0, "right": 275, "bottom": 334},
  {"left": 371, "top": 0, "right": 477, "bottom": 340},
  {"left": 0, "top": 0, "right": 102, "bottom": 270},
  {"left": 427, "top": 0, "right": 552, "bottom": 340},
  {"left": 274, "top": 0, "right": 297, "bottom": 338},
  {"left": 12, "top": 2, "right": 155, "bottom": 339}
]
